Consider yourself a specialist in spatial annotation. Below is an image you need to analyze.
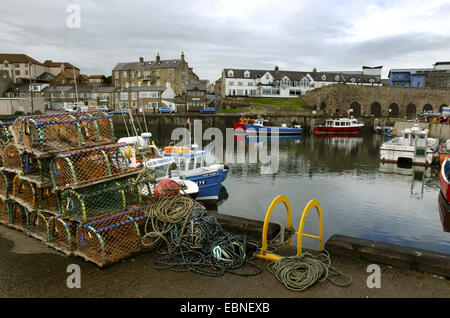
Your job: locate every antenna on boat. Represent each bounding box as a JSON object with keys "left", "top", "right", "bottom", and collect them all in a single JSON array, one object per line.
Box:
[{"left": 141, "top": 102, "right": 149, "bottom": 133}]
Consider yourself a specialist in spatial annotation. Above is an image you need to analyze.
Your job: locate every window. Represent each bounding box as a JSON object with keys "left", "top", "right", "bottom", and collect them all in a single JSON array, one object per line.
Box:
[
  {"left": 300, "top": 79, "right": 309, "bottom": 87},
  {"left": 265, "top": 74, "right": 270, "bottom": 80},
  {"left": 168, "top": 69, "right": 173, "bottom": 76},
  {"left": 280, "top": 78, "right": 290, "bottom": 86},
  {"left": 120, "top": 92, "right": 128, "bottom": 100},
  {"left": 244, "top": 71, "right": 250, "bottom": 78},
  {"left": 156, "top": 80, "right": 160, "bottom": 86},
  {"left": 131, "top": 92, "right": 137, "bottom": 100},
  {"left": 248, "top": 82, "right": 253, "bottom": 86},
  {"left": 238, "top": 82, "right": 243, "bottom": 86},
  {"left": 228, "top": 70, "right": 234, "bottom": 77},
  {"left": 156, "top": 70, "right": 160, "bottom": 77},
  {"left": 70, "top": 93, "right": 76, "bottom": 98},
  {"left": 228, "top": 81, "right": 234, "bottom": 86},
  {"left": 335, "top": 75, "right": 339, "bottom": 81},
  {"left": 321, "top": 75, "right": 326, "bottom": 81},
  {"left": 15, "top": 63, "right": 19, "bottom": 68},
  {"left": 3, "top": 62, "right": 8, "bottom": 67},
  {"left": 51, "top": 92, "right": 56, "bottom": 98},
  {"left": 123, "top": 72, "right": 127, "bottom": 79},
  {"left": 15, "top": 70, "right": 20, "bottom": 75}
]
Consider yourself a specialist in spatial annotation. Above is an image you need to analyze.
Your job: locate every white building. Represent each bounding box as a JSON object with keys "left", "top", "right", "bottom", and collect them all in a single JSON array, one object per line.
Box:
[{"left": 220, "top": 66, "right": 382, "bottom": 98}]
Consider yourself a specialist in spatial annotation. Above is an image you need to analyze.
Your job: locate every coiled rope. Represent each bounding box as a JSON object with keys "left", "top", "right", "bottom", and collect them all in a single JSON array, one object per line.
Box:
[
  {"left": 144, "top": 195, "right": 262, "bottom": 277},
  {"left": 267, "top": 250, "right": 352, "bottom": 292}
]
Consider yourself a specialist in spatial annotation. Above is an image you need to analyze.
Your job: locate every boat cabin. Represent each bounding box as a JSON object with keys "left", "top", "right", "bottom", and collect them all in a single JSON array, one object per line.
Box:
[
  {"left": 324, "top": 118, "right": 360, "bottom": 127},
  {"left": 400, "top": 126, "right": 428, "bottom": 150}
]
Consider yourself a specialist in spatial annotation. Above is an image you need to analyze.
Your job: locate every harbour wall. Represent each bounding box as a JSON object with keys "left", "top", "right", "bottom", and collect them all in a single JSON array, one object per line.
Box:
[{"left": 111, "top": 113, "right": 398, "bottom": 137}]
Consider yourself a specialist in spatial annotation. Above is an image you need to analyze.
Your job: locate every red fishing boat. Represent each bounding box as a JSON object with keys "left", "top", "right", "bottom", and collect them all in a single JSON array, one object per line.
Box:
[
  {"left": 313, "top": 118, "right": 364, "bottom": 134},
  {"left": 440, "top": 157, "right": 450, "bottom": 204}
]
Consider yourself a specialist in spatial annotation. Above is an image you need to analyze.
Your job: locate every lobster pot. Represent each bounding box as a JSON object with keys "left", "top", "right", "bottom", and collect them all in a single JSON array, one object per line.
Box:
[
  {"left": 49, "top": 216, "right": 79, "bottom": 250},
  {"left": 60, "top": 177, "right": 144, "bottom": 222},
  {"left": 22, "top": 154, "right": 52, "bottom": 180},
  {"left": 11, "top": 202, "right": 29, "bottom": 230},
  {"left": 10, "top": 113, "right": 115, "bottom": 154},
  {"left": 0, "top": 198, "right": 11, "bottom": 224},
  {"left": 37, "top": 186, "right": 59, "bottom": 212},
  {"left": 28, "top": 211, "right": 50, "bottom": 241},
  {"left": 128, "top": 209, "right": 157, "bottom": 250},
  {"left": 76, "top": 209, "right": 143, "bottom": 267},
  {"left": 0, "top": 171, "right": 15, "bottom": 198},
  {"left": 12, "top": 175, "right": 38, "bottom": 209},
  {"left": 3, "top": 143, "right": 22, "bottom": 171},
  {"left": 50, "top": 143, "right": 140, "bottom": 189}
]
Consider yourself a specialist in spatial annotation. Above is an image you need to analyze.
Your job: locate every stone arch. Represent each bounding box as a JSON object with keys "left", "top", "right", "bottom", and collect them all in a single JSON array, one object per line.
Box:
[
  {"left": 423, "top": 104, "right": 433, "bottom": 112},
  {"left": 388, "top": 103, "right": 399, "bottom": 116},
  {"left": 406, "top": 103, "right": 416, "bottom": 117},
  {"left": 370, "top": 102, "right": 381, "bottom": 117},
  {"left": 349, "top": 102, "right": 361, "bottom": 117},
  {"left": 440, "top": 104, "right": 448, "bottom": 112}
]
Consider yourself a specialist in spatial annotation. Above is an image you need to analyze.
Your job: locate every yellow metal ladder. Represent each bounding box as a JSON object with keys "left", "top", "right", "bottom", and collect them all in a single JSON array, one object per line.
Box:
[{"left": 255, "top": 195, "right": 323, "bottom": 261}]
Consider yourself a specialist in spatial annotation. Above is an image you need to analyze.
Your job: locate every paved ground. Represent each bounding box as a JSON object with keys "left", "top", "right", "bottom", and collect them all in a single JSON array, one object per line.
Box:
[{"left": 1, "top": 225, "right": 449, "bottom": 298}]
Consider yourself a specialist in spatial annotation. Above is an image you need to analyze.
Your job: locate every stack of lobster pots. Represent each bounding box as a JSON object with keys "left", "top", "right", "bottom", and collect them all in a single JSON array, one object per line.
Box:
[{"left": 0, "top": 112, "right": 157, "bottom": 267}]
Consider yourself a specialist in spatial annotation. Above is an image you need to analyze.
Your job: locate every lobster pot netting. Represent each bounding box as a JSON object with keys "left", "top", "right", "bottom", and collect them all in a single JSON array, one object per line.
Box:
[
  {"left": 0, "top": 171, "right": 15, "bottom": 198},
  {"left": 11, "top": 202, "right": 29, "bottom": 230},
  {"left": 10, "top": 113, "right": 114, "bottom": 154},
  {"left": 12, "top": 175, "right": 38, "bottom": 209},
  {"left": 60, "top": 177, "right": 150, "bottom": 222},
  {"left": 28, "top": 211, "right": 51, "bottom": 241},
  {"left": 3, "top": 144, "right": 22, "bottom": 171},
  {"left": 51, "top": 143, "right": 141, "bottom": 189},
  {"left": 76, "top": 207, "right": 148, "bottom": 266},
  {"left": 38, "top": 186, "right": 59, "bottom": 212},
  {"left": 0, "top": 121, "right": 12, "bottom": 149},
  {"left": 48, "top": 217, "right": 79, "bottom": 250},
  {"left": 0, "top": 198, "right": 11, "bottom": 223}
]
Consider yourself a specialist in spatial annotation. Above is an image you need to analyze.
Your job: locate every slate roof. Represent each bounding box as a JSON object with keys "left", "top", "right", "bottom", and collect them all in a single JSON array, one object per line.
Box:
[
  {"left": 224, "top": 68, "right": 381, "bottom": 84},
  {"left": 113, "top": 59, "right": 181, "bottom": 71},
  {"left": 0, "top": 53, "right": 43, "bottom": 66}
]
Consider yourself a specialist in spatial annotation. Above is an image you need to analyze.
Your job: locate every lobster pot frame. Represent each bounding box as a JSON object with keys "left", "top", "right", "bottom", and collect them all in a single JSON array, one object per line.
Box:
[
  {"left": 60, "top": 177, "right": 148, "bottom": 222},
  {"left": 10, "top": 113, "right": 115, "bottom": 154},
  {"left": 50, "top": 143, "right": 140, "bottom": 189},
  {"left": 12, "top": 175, "right": 38, "bottom": 209},
  {"left": 0, "top": 198, "right": 11, "bottom": 224},
  {"left": 76, "top": 207, "right": 147, "bottom": 267},
  {"left": 49, "top": 216, "right": 79, "bottom": 250},
  {"left": 3, "top": 143, "right": 22, "bottom": 172},
  {"left": 0, "top": 121, "right": 12, "bottom": 149},
  {"left": 11, "top": 201, "right": 29, "bottom": 230},
  {"left": 0, "top": 171, "right": 15, "bottom": 198},
  {"left": 28, "top": 211, "right": 51, "bottom": 241}
]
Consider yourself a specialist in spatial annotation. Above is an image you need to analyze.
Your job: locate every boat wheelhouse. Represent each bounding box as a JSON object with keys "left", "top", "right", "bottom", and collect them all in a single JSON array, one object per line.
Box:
[
  {"left": 313, "top": 118, "right": 364, "bottom": 134},
  {"left": 380, "top": 124, "right": 439, "bottom": 166}
]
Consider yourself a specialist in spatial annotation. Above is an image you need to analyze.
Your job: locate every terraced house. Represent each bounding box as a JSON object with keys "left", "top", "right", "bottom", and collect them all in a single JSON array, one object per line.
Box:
[
  {"left": 220, "top": 66, "right": 382, "bottom": 98},
  {"left": 0, "top": 53, "right": 46, "bottom": 84},
  {"left": 112, "top": 52, "right": 197, "bottom": 96}
]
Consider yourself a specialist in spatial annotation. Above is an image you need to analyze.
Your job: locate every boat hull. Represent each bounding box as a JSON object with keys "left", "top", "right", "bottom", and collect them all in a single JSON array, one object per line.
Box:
[
  {"left": 380, "top": 148, "right": 437, "bottom": 166},
  {"left": 233, "top": 122, "right": 303, "bottom": 135},
  {"left": 440, "top": 159, "right": 450, "bottom": 204},
  {"left": 185, "top": 169, "right": 227, "bottom": 207},
  {"left": 313, "top": 126, "right": 361, "bottom": 134}
]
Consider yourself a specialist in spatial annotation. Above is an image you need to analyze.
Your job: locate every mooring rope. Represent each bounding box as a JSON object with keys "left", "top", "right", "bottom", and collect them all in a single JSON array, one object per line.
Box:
[{"left": 267, "top": 250, "right": 352, "bottom": 292}]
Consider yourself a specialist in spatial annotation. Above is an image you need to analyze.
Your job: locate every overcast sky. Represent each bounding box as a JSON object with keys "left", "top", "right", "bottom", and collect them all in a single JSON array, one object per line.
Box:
[{"left": 1, "top": 0, "right": 450, "bottom": 81}]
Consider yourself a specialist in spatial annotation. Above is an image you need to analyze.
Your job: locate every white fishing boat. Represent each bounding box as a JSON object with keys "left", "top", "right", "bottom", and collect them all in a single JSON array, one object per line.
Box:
[{"left": 379, "top": 124, "right": 439, "bottom": 166}]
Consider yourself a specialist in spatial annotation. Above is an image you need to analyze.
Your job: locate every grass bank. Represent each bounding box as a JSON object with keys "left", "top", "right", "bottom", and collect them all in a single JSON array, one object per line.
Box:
[{"left": 243, "top": 97, "right": 308, "bottom": 110}]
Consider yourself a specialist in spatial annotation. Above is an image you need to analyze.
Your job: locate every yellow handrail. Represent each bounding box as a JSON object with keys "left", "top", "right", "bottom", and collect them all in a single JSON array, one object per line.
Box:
[{"left": 255, "top": 196, "right": 323, "bottom": 261}]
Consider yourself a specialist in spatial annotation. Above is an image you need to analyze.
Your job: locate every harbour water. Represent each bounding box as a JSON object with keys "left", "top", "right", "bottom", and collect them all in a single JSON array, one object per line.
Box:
[{"left": 119, "top": 126, "right": 450, "bottom": 255}]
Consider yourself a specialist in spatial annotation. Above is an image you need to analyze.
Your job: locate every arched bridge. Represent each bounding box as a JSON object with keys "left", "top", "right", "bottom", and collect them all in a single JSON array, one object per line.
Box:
[{"left": 303, "top": 84, "right": 450, "bottom": 117}]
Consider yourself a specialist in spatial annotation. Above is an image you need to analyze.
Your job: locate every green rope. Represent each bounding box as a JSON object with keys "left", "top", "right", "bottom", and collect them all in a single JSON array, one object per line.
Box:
[{"left": 267, "top": 250, "right": 352, "bottom": 292}]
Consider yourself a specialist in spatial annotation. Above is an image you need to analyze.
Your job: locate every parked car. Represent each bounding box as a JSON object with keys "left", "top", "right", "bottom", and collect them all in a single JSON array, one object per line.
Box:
[
  {"left": 158, "top": 107, "right": 175, "bottom": 113},
  {"left": 200, "top": 107, "right": 216, "bottom": 114},
  {"left": 96, "top": 105, "right": 110, "bottom": 112}
]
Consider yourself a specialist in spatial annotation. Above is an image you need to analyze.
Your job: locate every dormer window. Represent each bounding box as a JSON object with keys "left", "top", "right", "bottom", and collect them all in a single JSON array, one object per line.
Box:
[
  {"left": 321, "top": 75, "right": 326, "bottom": 81},
  {"left": 244, "top": 71, "right": 250, "bottom": 78},
  {"left": 228, "top": 70, "right": 234, "bottom": 77},
  {"left": 335, "top": 75, "right": 339, "bottom": 81}
]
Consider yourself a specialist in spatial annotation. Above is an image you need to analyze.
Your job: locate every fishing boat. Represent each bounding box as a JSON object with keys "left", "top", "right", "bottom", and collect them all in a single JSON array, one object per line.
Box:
[
  {"left": 233, "top": 115, "right": 302, "bottom": 135},
  {"left": 313, "top": 117, "right": 364, "bottom": 134},
  {"left": 163, "top": 144, "right": 229, "bottom": 206},
  {"left": 439, "top": 139, "right": 450, "bottom": 166},
  {"left": 379, "top": 124, "right": 439, "bottom": 166},
  {"left": 438, "top": 189, "right": 450, "bottom": 232}
]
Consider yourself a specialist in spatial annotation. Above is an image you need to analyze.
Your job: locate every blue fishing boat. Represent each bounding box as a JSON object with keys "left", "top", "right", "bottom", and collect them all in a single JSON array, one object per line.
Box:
[
  {"left": 233, "top": 116, "right": 302, "bottom": 135},
  {"left": 163, "top": 144, "right": 228, "bottom": 206}
]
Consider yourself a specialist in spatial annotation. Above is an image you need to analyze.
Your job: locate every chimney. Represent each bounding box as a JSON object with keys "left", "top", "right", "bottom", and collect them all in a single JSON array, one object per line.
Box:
[
  {"left": 181, "top": 51, "right": 185, "bottom": 61},
  {"left": 156, "top": 53, "right": 160, "bottom": 62},
  {"left": 139, "top": 57, "right": 144, "bottom": 64},
  {"left": 275, "top": 65, "right": 279, "bottom": 71}
]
